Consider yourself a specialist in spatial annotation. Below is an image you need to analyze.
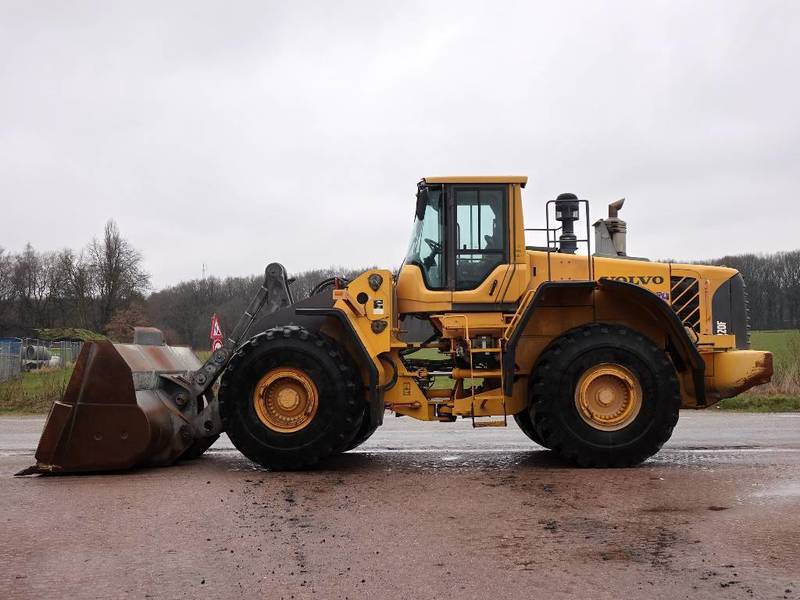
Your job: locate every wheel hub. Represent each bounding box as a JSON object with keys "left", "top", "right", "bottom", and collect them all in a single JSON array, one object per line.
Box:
[
  {"left": 252, "top": 367, "right": 319, "bottom": 433},
  {"left": 574, "top": 363, "right": 642, "bottom": 431}
]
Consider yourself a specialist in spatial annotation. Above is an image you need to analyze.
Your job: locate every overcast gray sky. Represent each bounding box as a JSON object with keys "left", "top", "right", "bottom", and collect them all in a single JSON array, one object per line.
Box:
[{"left": 1, "top": 1, "right": 798, "bottom": 289}]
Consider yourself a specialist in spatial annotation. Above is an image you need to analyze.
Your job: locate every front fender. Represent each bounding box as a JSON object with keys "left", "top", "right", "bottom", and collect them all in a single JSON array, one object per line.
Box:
[{"left": 597, "top": 278, "right": 707, "bottom": 405}]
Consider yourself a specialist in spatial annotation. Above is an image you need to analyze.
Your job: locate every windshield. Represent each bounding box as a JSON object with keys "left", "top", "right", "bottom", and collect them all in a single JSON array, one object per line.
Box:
[{"left": 404, "top": 186, "right": 445, "bottom": 289}]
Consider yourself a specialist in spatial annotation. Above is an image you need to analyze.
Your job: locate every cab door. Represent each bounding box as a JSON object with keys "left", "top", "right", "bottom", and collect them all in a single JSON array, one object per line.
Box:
[
  {"left": 449, "top": 184, "right": 515, "bottom": 308},
  {"left": 395, "top": 185, "right": 453, "bottom": 313}
]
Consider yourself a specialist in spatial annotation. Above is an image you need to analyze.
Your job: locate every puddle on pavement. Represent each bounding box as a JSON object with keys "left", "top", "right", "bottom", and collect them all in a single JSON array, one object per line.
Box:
[
  {"left": 206, "top": 445, "right": 797, "bottom": 474},
  {"left": 751, "top": 482, "right": 800, "bottom": 500}
]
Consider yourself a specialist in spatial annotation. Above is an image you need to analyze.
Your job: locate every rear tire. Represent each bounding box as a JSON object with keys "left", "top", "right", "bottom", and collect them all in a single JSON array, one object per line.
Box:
[
  {"left": 219, "top": 326, "right": 364, "bottom": 470},
  {"left": 531, "top": 323, "right": 680, "bottom": 467}
]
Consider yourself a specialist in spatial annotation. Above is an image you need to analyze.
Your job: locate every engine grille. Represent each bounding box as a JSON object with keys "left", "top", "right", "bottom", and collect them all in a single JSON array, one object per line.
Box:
[{"left": 671, "top": 276, "right": 701, "bottom": 333}]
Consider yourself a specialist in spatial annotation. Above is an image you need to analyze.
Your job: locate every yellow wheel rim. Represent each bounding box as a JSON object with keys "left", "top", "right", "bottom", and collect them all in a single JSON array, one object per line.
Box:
[
  {"left": 574, "top": 363, "right": 642, "bottom": 431},
  {"left": 252, "top": 367, "right": 319, "bottom": 433}
]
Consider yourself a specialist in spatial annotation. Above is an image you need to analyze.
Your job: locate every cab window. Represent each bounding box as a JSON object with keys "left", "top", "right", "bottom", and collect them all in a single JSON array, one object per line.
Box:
[
  {"left": 454, "top": 187, "right": 506, "bottom": 290},
  {"left": 404, "top": 187, "right": 445, "bottom": 289}
]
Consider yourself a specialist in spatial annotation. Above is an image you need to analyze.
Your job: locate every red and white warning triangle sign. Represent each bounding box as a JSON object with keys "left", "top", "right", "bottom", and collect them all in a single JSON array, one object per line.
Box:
[{"left": 210, "top": 313, "right": 224, "bottom": 351}]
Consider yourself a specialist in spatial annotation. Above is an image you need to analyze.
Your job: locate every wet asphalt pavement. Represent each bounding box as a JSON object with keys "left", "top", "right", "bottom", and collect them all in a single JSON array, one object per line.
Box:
[{"left": 1, "top": 412, "right": 799, "bottom": 599}]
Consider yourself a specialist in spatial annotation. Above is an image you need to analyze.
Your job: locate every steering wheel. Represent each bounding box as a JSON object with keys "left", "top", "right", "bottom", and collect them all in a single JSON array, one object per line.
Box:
[{"left": 424, "top": 238, "right": 442, "bottom": 255}]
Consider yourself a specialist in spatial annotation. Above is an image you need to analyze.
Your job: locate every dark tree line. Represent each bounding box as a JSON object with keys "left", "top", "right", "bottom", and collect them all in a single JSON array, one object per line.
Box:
[
  {"left": 148, "top": 267, "right": 369, "bottom": 347},
  {"left": 0, "top": 223, "right": 367, "bottom": 343},
  {"left": 144, "top": 251, "right": 800, "bottom": 347},
  {"left": 705, "top": 250, "right": 800, "bottom": 330},
  {"left": 2, "top": 225, "right": 797, "bottom": 345},
  {"left": 0, "top": 221, "right": 150, "bottom": 337}
]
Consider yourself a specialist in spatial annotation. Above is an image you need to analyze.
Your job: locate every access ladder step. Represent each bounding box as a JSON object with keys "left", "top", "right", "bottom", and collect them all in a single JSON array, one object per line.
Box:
[{"left": 472, "top": 418, "right": 507, "bottom": 428}]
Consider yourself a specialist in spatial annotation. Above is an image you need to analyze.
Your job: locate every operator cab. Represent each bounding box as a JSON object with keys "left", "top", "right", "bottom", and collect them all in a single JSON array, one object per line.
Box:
[
  {"left": 398, "top": 176, "right": 529, "bottom": 314},
  {"left": 403, "top": 180, "right": 509, "bottom": 291}
]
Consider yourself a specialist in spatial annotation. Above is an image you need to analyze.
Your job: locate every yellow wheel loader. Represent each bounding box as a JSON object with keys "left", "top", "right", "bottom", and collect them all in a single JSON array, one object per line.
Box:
[{"left": 18, "top": 176, "right": 773, "bottom": 475}]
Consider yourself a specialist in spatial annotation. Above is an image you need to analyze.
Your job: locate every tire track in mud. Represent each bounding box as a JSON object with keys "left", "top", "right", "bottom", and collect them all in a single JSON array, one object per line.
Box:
[
  {"left": 233, "top": 477, "right": 317, "bottom": 589},
  {"left": 492, "top": 475, "right": 686, "bottom": 576},
  {"left": 466, "top": 464, "right": 795, "bottom": 599},
  {"left": 232, "top": 471, "right": 369, "bottom": 598}
]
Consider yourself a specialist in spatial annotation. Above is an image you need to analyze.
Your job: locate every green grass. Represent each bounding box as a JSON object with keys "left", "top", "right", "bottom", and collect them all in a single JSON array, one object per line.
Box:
[
  {"left": 0, "top": 347, "right": 210, "bottom": 415},
  {"left": 724, "top": 329, "right": 800, "bottom": 411},
  {"left": 715, "top": 395, "right": 800, "bottom": 412},
  {"left": 0, "top": 342, "right": 209, "bottom": 414},
  {"left": 750, "top": 330, "right": 797, "bottom": 370},
  {"left": 407, "top": 348, "right": 446, "bottom": 360},
  {"left": 0, "top": 368, "right": 73, "bottom": 415}
]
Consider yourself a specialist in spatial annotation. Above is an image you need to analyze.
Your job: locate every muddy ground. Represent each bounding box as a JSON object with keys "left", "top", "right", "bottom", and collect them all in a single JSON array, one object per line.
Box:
[{"left": 1, "top": 412, "right": 798, "bottom": 599}]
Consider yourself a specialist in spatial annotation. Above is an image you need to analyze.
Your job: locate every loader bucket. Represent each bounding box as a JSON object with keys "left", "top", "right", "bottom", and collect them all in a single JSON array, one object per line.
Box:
[{"left": 18, "top": 336, "right": 209, "bottom": 475}]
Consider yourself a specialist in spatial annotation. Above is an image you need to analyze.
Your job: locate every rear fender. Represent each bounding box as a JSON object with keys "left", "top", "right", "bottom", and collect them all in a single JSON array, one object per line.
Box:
[{"left": 502, "top": 279, "right": 706, "bottom": 406}]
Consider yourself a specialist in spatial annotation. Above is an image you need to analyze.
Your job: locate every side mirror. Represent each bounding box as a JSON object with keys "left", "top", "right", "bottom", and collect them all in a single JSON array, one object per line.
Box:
[{"left": 415, "top": 187, "right": 429, "bottom": 220}]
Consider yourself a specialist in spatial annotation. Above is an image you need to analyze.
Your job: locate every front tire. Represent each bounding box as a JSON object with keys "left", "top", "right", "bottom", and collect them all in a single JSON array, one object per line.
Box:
[
  {"left": 513, "top": 408, "right": 550, "bottom": 449},
  {"left": 219, "top": 326, "right": 364, "bottom": 470},
  {"left": 345, "top": 417, "right": 380, "bottom": 451},
  {"left": 531, "top": 324, "right": 680, "bottom": 467},
  {"left": 181, "top": 434, "right": 219, "bottom": 461}
]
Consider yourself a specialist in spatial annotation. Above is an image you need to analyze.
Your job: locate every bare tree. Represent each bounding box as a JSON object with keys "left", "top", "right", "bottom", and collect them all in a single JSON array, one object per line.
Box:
[
  {"left": 289, "top": 266, "right": 371, "bottom": 301},
  {"left": 88, "top": 220, "right": 151, "bottom": 330},
  {"left": 56, "top": 249, "right": 97, "bottom": 329},
  {"left": 11, "top": 244, "right": 52, "bottom": 329},
  {"left": 0, "top": 247, "right": 15, "bottom": 331}
]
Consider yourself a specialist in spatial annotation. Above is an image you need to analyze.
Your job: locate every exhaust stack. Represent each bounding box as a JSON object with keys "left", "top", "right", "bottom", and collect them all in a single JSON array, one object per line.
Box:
[{"left": 593, "top": 198, "right": 627, "bottom": 257}]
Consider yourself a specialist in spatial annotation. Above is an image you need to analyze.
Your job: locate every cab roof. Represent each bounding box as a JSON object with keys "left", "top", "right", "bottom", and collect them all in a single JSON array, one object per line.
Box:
[{"left": 422, "top": 175, "right": 527, "bottom": 188}]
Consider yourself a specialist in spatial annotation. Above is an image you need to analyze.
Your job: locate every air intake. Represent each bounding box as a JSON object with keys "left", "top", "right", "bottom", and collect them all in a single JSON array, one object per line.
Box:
[{"left": 670, "top": 276, "right": 701, "bottom": 333}]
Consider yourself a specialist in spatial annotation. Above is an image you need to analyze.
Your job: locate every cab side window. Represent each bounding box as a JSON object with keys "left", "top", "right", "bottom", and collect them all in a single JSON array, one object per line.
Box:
[
  {"left": 404, "top": 188, "right": 446, "bottom": 289},
  {"left": 454, "top": 187, "right": 506, "bottom": 290}
]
